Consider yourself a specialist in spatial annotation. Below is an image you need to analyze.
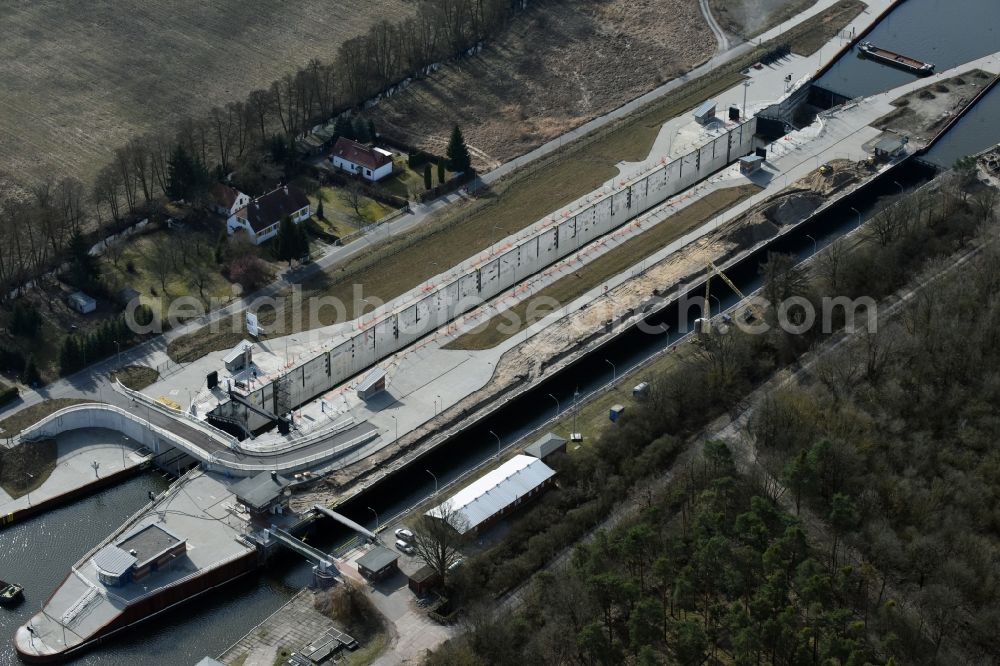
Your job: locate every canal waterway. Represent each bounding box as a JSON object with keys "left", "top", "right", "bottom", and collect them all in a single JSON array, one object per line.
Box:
[
  {"left": 5, "top": 0, "right": 1000, "bottom": 655},
  {"left": 0, "top": 159, "right": 938, "bottom": 666},
  {"left": 815, "top": 0, "right": 1000, "bottom": 100}
]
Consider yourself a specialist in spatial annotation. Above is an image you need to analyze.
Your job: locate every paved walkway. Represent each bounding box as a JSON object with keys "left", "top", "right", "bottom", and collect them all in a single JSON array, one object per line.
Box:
[
  {"left": 0, "top": 428, "right": 150, "bottom": 517},
  {"left": 219, "top": 589, "right": 341, "bottom": 666}
]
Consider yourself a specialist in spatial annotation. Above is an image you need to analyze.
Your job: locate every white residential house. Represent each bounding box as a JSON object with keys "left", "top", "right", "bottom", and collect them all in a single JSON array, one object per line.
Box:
[
  {"left": 225, "top": 185, "right": 311, "bottom": 245},
  {"left": 329, "top": 137, "right": 394, "bottom": 182},
  {"left": 211, "top": 183, "right": 252, "bottom": 217}
]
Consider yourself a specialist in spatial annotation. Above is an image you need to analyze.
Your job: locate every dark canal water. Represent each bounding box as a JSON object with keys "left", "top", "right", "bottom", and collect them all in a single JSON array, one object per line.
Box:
[
  {"left": 815, "top": 0, "right": 1000, "bottom": 100},
  {"left": 0, "top": 158, "right": 942, "bottom": 665},
  {"left": 4, "top": 1, "right": 1000, "bottom": 661}
]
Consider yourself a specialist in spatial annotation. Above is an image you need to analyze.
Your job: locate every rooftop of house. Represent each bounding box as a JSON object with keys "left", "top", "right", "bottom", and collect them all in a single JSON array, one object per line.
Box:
[
  {"left": 231, "top": 471, "right": 291, "bottom": 511},
  {"left": 234, "top": 185, "right": 310, "bottom": 234},
  {"left": 356, "top": 546, "right": 399, "bottom": 573},
  {"left": 117, "top": 523, "right": 183, "bottom": 567},
  {"left": 330, "top": 137, "right": 392, "bottom": 171},
  {"left": 212, "top": 183, "right": 244, "bottom": 209}
]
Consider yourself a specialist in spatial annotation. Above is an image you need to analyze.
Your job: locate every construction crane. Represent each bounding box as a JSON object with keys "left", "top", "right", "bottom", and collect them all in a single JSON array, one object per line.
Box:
[{"left": 706, "top": 261, "right": 767, "bottom": 323}]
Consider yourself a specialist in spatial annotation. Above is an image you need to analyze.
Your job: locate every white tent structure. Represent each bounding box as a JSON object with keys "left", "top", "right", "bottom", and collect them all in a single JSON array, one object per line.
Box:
[{"left": 426, "top": 454, "right": 555, "bottom": 535}]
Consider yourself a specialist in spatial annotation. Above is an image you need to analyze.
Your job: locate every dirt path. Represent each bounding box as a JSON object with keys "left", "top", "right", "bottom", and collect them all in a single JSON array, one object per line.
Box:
[{"left": 700, "top": 0, "right": 732, "bottom": 52}]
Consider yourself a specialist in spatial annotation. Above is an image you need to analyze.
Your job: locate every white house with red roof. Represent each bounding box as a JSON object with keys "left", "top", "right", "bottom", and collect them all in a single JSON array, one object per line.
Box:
[
  {"left": 211, "top": 183, "right": 251, "bottom": 217},
  {"left": 223, "top": 185, "right": 311, "bottom": 245},
  {"left": 330, "top": 137, "right": 394, "bottom": 182}
]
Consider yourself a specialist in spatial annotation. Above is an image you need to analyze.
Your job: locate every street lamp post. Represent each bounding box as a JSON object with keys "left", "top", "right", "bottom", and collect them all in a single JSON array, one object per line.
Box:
[
  {"left": 605, "top": 358, "right": 616, "bottom": 383},
  {"left": 850, "top": 206, "right": 863, "bottom": 228},
  {"left": 893, "top": 180, "right": 905, "bottom": 196},
  {"left": 489, "top": 430, "right": 501, "bottom": 459},
  {"left": 805, "top": 234, "right": 818, "bottom": 255},
  {"left": 548, "top": 393, "right": 560, "bottom": 418},
  {"left": 25, "top": 472, "right": 34, "bottom": 506},
  {"left": 426, "top": 469, "right": 438, "bottom": 494},
  {"left": 390, "top": 414, "right": 398, "bottom": 442},
  {"left": 709, "top": 294, "right": 721, "bottom": 317},
  {"left": 121, "top": 435, "right": 128, "bottom": 469},
  {"left": 367, "top": 506, "right": 379, "bottom": 531},
  {"left": 114, "top": 340, "right": 121, "bottom": 373},
  {"left": 742, "top": 80, "right": 753, "bottom": 119}
]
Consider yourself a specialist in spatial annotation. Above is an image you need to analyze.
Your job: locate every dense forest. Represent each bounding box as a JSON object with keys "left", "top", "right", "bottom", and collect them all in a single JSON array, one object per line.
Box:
[
  {"left": 432, "top": 443, "right": 883, "bottom": 665},
  {"left": 751, "top": 207, "right": 1000, "bottom": 660},
  {"left": 425, "top": 172, "right": 998, "bottom": 664}
]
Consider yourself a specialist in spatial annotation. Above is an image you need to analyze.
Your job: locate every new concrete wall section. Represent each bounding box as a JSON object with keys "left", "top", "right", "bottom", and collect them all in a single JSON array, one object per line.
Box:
[{"left": 214, "top": 119, "right": 758, "bottom": 432}]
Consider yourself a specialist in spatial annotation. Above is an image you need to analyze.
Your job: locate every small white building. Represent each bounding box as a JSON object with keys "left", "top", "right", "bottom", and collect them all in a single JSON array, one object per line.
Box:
[
  {"left": 211, "top": 183, "right": 251, "bottom": 217},
  {"left": 426, "top": 454, "right": 556, "bottom": 536},
  {"left": 226, "top": 185, "right": 311, "bottom": 245},
  {"left": 329, "top": 137, "right": 394, "bottom": 182}
]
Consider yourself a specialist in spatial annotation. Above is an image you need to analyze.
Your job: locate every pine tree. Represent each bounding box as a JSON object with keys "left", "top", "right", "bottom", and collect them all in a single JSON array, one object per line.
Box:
[
  {"left": 67, "top": 231, "right": 100, "bottom": 291},
  {"left": 275, "top": 216, "right": 298, "bottom": 265},
  {"left": 333, "top": 115, "right": 353, "bottom": 140},
  {"left": 354, "top": 117, "right": 371, "bottom": 143},
  {"left": 316, "top": 197, "right": 325, "bottom": 220},
  {"left": 21, "top": 355, "right": 40, "bottom": 386},
  {"left": 166, "top": 144, "right": 208, "bottom": 201},
  {"left": 59, "top": 336, "right": 81, "bottom": 375},
  {"left": 437, "top": 161, "right": 446, "bottom": 184},
  {"left": 296, "top": 222, "right": 310, "bottom": 259},
  {"left": 215, "top": 230, "right": 227, "bottom": 264},
  {"left": 424, "top": 164, "right": 432, "bottom": 190},
  {"left": 446, "top": 125, "right": 472, "bottom": 174}
]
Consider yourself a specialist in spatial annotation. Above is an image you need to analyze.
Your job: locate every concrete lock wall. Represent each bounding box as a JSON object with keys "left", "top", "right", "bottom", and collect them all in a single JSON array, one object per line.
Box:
[
  {"left": 216, "top": 119, "right": 757, "bottom": 433},
  {"left": 20, "top": 406, "right": 186, "bottom": 460}
]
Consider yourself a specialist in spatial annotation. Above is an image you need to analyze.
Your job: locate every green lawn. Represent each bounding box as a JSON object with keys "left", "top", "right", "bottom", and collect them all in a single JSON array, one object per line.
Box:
[
  {"left": 445, "top": 185, "right": 759, "bottom": 350},
  {"left": 0, "top": 398, "right": 91, "bottom": 438},
  {"left": 102, "top": 227, "right": 235, "bottom": 319},
  {"left": 377, "top": 160, "right": 454, "bottom": 200},
  {"left": 310, "top": 184, "right": 394, "bottom": 232},
  {"left": 110, "top": 365, "right": 159, "bottom": 391}
]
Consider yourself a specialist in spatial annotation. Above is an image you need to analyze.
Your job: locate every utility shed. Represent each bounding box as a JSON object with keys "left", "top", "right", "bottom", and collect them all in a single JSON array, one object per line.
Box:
[
  {"left": 694, "top": 100, "right": 717, "bottom": 125},
  {"left": 357, "top": 367, "right": 387, "bottom": 401},
  {"left": 356, "top": 546, "right": 399, "bottom": 581},
  {"left": 231, "top": 471, "right": 291, "bottom": 515},
  {"left": 68, "top": 291, "right": 96, "bottom": 314},
  {"left": 524, "top": 432, "right": 567, "bottom": 461},
  {"left": 426, "top": 454, "right": 556, "bottom": 536},
  {"left": 223, "top": 340, "right": 254, "bottom": 373},
  {"left": 407, "top": 564, "right": 441, "bottom": 595},
  {"left": 739, "top": 154, "right": 765, "bottom": 175},
  {"left": 871, "top": 135, "right": 908, "bottom": 161}
]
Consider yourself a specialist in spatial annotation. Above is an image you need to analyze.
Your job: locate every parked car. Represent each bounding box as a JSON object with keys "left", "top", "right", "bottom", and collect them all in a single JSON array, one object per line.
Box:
[
  {"left": 394, "top": 528, "right": 414, "bottom": 542},
  {"left": 395, "top": 539, "right": 416, "bottom": 555}
]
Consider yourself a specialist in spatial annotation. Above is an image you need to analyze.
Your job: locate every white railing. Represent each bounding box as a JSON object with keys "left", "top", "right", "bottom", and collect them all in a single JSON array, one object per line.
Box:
[
  {"left": 113, "top": 380, "right": 239, "bottom": 448},
  {"left": 210, "top": 429, "right": 380, "bottom": 474}
]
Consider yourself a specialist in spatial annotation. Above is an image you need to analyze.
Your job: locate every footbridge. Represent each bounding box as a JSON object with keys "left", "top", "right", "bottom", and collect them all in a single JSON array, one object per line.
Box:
[
  {"left": 267, "top": 527, "right": 337, "bottom": 573},
  {"left": 312, "top": 504, "right": 378, "bottom": 541}
]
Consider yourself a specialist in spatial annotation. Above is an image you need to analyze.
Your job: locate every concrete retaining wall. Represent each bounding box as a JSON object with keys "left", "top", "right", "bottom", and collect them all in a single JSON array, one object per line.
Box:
[{"left": 216, "top": 119, "right": 758, "bottom": 432}]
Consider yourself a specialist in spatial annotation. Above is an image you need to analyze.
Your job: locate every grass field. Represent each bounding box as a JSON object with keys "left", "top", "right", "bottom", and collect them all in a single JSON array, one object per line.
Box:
[
  {"left": 0, "top": 399, "right": 91, "bottom": 438},
  {"left": 110, "top": 365, "right": 159, "bottom": 391},
  {"left": 166, "top": 1, "right": 864, "bottom": 363},
  {"left": 710, "top": 0, "right": 818, "bottom": 39},
  {"left": 445, "top": 185, "right": 759, "bottom": 350},
  {"left": 0, "top": 0, "right": 413, "bottom": 186}
]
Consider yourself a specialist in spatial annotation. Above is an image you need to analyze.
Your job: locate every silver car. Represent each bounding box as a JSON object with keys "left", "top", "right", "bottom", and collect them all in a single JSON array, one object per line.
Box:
[
  {"left": 395, "top": 539, "right": 415, "bottom": 555},
  {"left": 394, "top": 528, "right": 414, "bottom": 542}
]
